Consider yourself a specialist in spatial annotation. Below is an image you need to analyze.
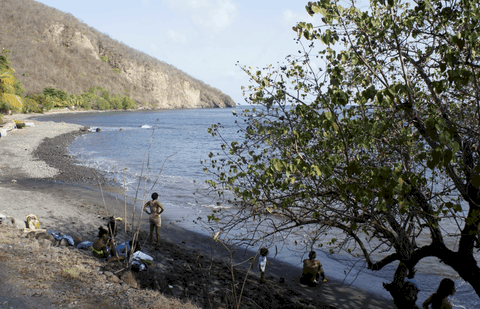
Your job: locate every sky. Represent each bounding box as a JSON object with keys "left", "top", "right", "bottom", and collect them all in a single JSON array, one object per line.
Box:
[{"left": 35, "top": 0, "right": 322, "bottom": 104}]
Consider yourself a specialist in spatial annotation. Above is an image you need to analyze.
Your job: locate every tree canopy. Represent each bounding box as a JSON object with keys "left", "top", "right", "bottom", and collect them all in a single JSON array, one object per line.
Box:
[{"left": 204, "top": 0, "right": 480, "bottom": 304}]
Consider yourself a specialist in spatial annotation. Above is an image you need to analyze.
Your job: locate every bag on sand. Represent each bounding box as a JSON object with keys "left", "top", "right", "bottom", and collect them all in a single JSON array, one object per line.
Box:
[
  {"left": 47, "top": 230, "right": 74, "bottom": 246},
  {"left": 129, "top": 251, "right": 153, "bottom": 265},
  {"left": 129, "top": 251, "right": 153, "bottom": 272},
  {"left": 131, "top": 260, "right": 147, "bottom": 272},
  {"left": 24, "top": 214, "right": 40, "bottom": 232},
  {"left": 77, "top": 241, "right": 94, "bottom": 250}
]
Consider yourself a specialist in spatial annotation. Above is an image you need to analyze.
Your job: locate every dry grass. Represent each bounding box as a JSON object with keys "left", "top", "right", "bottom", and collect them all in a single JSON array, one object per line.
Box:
[{"left": 0, "top": 225, "right": 200, "bottom": 309}]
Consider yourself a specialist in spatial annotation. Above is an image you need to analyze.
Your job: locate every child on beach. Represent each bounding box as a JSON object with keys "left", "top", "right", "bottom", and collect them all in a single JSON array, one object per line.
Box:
[
  {"left": 142, "top": 192, "right": 165, "bottom": 245},
  {"left": 300, "top": 250, "right": 327, "bottom": 287},
  {"left": 422, "top": 278, "right": 455, "bottom": 309},
  {"left": 258, "top": 247, "right": 269, "bottom": 283}
]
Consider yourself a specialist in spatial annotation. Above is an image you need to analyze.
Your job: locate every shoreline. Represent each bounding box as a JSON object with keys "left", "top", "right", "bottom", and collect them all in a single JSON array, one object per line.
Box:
[{"left": 0, "top": 111, "right": 395, "bottom": 308}]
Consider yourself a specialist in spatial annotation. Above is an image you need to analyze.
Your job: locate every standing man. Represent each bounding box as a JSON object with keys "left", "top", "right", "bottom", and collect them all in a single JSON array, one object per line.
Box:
[{"left": 142, "top": 192, "right": 165, "bottom": 245}]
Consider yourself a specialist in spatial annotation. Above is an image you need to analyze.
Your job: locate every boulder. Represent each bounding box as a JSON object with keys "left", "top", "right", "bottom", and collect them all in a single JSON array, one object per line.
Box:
[{"left": 120, "top": 271, "right": 138, "bottom": 289}]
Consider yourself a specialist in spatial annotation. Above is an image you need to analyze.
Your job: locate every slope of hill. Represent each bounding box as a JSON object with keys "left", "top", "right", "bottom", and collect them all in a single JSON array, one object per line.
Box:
[{"left": 0, "top": 0, "right": 235, "bottom": 109}]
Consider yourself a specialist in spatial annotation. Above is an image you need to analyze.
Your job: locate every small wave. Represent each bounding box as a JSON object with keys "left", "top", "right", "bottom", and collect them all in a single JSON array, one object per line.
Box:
[
  {"left": 198, "top": 203, "right": 232, "bottom": 209},
  {"left": 141, "top": 125, "right": 152, "bottom": 129}
]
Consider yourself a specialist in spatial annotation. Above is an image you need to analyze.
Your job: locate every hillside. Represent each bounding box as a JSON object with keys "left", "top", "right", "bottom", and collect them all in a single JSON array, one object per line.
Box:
[{"left": 0, "top": 0, "right": 235, "bottom": 109}]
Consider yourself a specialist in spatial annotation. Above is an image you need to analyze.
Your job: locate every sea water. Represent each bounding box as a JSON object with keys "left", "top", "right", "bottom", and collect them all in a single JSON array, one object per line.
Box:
[{"left": 39, "top": 108, "right": 477, "bottom": 308}]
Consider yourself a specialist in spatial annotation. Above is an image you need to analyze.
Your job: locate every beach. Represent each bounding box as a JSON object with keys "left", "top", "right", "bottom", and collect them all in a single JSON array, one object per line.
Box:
[{"left": 0, "top": 112, "right": 396, "bottom": 309}]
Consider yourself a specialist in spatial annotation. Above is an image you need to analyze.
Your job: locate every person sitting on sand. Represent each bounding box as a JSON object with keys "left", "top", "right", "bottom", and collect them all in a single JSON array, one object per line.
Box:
[
  {"left": 422, "top": 278, "right": 455, "bottom": 309},
  {"left": 92, "top": 226, "right": 114, "bottom": 258},
  {"left": 300, "top": 250, "right": 327, "bottom": 287},
  {"left": 142, "top": 192, "right": 165, "bottom": 245},
  {"left": 258, "top": 247, "right": 269, "bottom": 283}
]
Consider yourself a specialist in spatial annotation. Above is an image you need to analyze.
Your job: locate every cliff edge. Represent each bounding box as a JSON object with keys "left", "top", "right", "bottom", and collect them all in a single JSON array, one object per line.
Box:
[{"left": 0, "top": 0, "right": 235, "bottom": 109}]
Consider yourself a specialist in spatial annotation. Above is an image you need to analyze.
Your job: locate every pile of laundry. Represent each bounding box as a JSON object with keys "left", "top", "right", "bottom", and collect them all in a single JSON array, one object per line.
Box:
[{"left": 15, "top": 213, "right": 154, "bottom": 272}]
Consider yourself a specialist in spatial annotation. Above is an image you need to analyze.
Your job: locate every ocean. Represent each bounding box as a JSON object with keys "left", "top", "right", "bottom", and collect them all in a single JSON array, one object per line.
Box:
[{"left": 39, "top": 107, "right": 477, "bottom": 308}]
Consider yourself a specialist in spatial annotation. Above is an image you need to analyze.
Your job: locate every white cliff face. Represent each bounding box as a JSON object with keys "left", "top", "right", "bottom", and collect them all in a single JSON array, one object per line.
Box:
[
  {"left": 121, "top": 63, "right": 202, "bottom": 109},
  {"left": 43, "top": 23, "right": 234, "bottom": 109},
  {"left": 73, "top": 31, "right": 101, "bottom": 61},
  {"left": 45, "top": 23, "right": 100, "bottom": 60}
]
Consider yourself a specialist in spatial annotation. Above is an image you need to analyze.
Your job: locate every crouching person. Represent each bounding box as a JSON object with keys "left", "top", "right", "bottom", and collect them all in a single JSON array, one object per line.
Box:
[{"left": 92, "top": 227, "right": 114, "bottom": 258}]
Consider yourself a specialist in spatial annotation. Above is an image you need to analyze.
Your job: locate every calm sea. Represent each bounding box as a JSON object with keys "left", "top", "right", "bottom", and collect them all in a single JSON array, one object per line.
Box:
[{"left": 39, "top": 108, "right": 476, "bottom": 308}]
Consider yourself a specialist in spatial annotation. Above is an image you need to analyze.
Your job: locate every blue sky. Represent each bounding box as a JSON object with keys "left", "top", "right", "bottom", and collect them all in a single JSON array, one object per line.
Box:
[{"left": 35, "top": 0, "right": 321, "bottom": 104}]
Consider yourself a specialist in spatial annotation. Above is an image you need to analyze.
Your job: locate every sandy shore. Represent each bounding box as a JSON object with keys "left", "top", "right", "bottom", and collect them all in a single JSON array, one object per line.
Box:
[{"left": 0, "top": 112, "right": 396, "bottom": 309}]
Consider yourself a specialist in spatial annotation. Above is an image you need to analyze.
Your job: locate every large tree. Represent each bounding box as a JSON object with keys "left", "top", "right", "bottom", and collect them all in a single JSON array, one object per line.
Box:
[{"left": 203, "top": 0, "right": 480, "bottom": 305}]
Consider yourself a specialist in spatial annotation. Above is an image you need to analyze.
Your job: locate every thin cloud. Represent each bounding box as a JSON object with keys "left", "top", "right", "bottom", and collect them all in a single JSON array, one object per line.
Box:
[
  {"left": 283, "top": 8, "right": 320, "bottom": 25},
  {"left": 283, "top": 9, "right": 299, "bottom": 23},
  {"left": 165, "top": 0, "right": 237, "bottom": 33},
  {"left": 164, "top": 0, "right": 211, "bottom": 10},
  {"left": 192, "top": 0, "right": 236, "bottom": 30},
  {"left": 166, "top": 29, "right": 188, "bottom": 44},
  {"left": 150, "top": 43, "right": 159, "bottom": 52}
]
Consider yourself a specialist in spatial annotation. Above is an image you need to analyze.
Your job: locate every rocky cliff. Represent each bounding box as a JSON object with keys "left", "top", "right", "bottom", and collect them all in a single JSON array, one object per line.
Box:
[{"left": 0, "top": 0, "right": 235, "bottom": 109}]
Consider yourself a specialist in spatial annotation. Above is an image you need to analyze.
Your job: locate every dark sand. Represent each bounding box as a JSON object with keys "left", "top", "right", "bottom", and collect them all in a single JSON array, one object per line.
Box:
[{"left": 0, "top": 112, "right": 396, "bottom": 308}]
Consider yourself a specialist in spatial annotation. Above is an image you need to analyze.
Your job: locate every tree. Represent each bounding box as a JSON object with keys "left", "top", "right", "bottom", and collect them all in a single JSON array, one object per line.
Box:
[
  {"left": 203, "top": 0, "right": 480, "bottom": 305},
  {"left": 0, "top": 49, "right": 24, "bottom": 113}
]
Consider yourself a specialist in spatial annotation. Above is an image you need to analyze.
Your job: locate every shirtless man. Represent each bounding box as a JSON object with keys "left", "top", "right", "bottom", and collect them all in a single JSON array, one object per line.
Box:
[
  {"left": 300, "top": 250, "right": 327, "bottom": 287},
  {"left": 142, "top": 192, "right": 165, "bottom": 244}
]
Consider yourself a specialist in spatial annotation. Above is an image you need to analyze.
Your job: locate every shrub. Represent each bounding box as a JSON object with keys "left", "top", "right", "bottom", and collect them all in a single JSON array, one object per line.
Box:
[
  {"left": 79, "top": 93, "right": 95, "bottom": 109},
  {"left": 22, "top": 97, "right": 43, "bottom": 113},
  {"left": 43, "top": 87, "right": 68, "bottom": 101},
  {"left": 0, "top": 93, "right": 23, "bottom": 113},
  {"left": 96, "top": 97, "right": 110, "bottom": 110},
  {"left": 110, "top": 95, "right": 123, "bottom": 109},
  {"left": 26, "top": 93, "right": 52, "bottom": 111},
  {"left": 122, "top": 96, "right": 136, "bottom": 109}
]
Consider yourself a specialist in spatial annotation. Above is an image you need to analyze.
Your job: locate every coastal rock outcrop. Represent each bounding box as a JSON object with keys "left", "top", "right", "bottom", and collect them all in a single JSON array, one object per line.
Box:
[{"left": 1, "top": 0, "right": 235, "bottom": 110}]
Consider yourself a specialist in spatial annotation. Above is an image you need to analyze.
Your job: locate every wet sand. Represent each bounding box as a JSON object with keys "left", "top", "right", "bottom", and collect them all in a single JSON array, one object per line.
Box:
[{"left": 0, "top": 112, "right": 396, "bottom": 308}]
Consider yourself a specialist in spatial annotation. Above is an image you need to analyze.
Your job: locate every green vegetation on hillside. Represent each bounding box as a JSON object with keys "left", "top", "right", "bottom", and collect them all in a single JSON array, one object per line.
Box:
[
  {"left": 1, "top": 49, "right": 136, "bottom": 114},
  {"left": 0, "top": 49, "right": 25, "bottom": 113}
]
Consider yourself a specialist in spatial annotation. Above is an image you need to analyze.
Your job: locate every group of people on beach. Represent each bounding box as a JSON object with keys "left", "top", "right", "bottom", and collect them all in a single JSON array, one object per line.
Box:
[
  {"left": 91, "top": 192, "right": 164, "bottom": 260},
  {"left": 383, "top": 263, "right": 456, "bottom": 309},
  {"left": 259, "top": 246, "right": 455, "bottom": 308},
  {"left": 124, "top": 193, "right": 458, "bottom": 308},
  {"left": 257, "top": 247, "right": 327, "bottom": 286},
  {"left": 399, "top": 276, "right": 456, "bottom": 309}
]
